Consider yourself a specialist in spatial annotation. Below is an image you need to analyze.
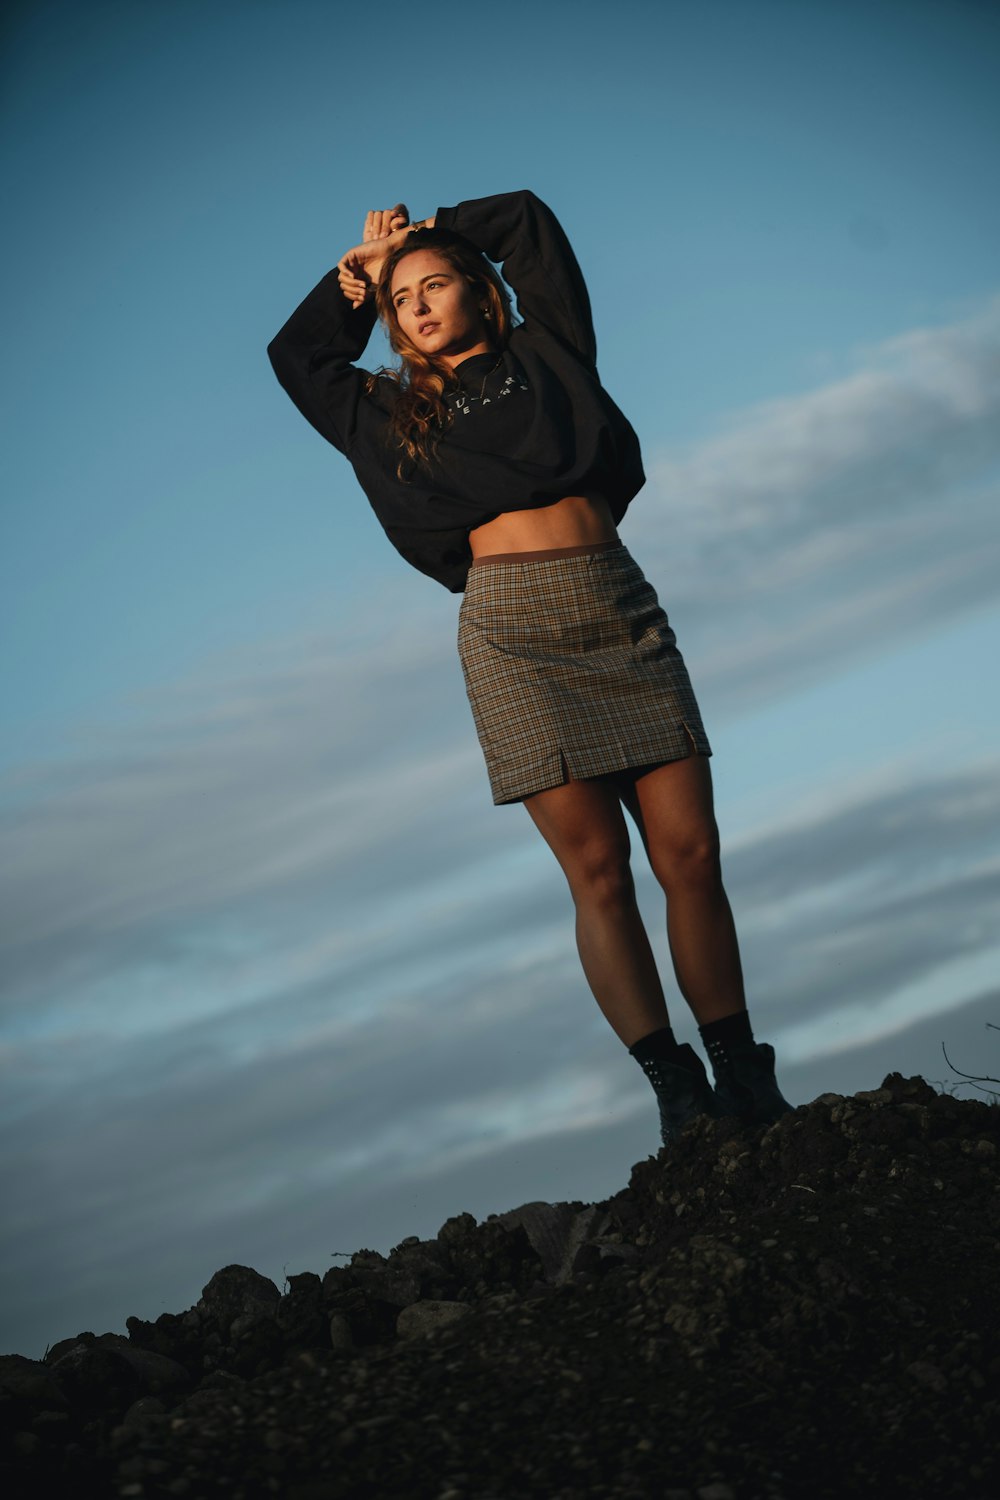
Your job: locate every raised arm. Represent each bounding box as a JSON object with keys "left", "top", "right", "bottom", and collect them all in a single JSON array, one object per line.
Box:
[
  {"left": 434, "top": 190, "right": 597, "bottom": 364},
  {"left": 266, "top": 269, "right": 380, "bottom": 454}
]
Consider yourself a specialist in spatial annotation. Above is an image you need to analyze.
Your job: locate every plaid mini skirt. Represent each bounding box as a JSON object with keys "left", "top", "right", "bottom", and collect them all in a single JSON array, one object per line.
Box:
[{"left": 457, "top": 541, "right": 711, "bottom": 805}]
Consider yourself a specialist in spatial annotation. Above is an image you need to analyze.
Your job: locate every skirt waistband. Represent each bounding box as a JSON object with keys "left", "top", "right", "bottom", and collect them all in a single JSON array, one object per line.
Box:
[{"left": 469, "top": 538, "right": 622, "bottom": 567}]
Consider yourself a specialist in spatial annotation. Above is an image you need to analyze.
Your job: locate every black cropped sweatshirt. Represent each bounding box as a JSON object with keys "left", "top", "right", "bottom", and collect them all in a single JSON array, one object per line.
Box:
[{"left": 266, "top": 190, "right": 646, "bottom": 593}]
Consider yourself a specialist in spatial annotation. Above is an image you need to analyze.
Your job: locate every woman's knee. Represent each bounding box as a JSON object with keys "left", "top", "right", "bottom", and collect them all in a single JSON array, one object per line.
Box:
[
  {"left": 648, "top": 823, "right": 722, "bottom": 893},
  {"left": 565, "top": 838, "right": 636, "bottom": 911},
  {"left": 525, "top": 779, "right": 636, "bottom": 909}
]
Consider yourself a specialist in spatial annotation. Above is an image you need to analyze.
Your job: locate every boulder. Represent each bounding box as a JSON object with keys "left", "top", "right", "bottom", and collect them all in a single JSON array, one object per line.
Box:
[
  {"left": 198, "top": 1264, "right": 281, "bottom": 1334},
  {"left": 396, "top": 1300, "right": 472, "bottom": 1340}
]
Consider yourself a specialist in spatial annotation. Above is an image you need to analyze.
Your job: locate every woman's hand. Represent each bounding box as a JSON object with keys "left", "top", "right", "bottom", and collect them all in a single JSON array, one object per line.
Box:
[
  {"left": 363, "top": 204, "right": 409, "bottom": 241},
  {"left": 337, "top": 215, "right": 414, "bottom": 308}
]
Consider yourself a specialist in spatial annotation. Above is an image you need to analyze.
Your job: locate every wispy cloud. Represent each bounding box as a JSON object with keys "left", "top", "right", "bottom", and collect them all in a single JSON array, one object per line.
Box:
[
  {"left": 632, "top": 292, "right": 1000, "bottom": 705},
  {"left": 724, "top": 759, "right": 1000, "bottom": 1041}
]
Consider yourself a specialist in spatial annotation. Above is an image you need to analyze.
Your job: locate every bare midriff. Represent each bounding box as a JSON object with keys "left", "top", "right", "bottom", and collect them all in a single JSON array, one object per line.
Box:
[{"left": 468, "top": 494, "right": 618, "bottom": 560}]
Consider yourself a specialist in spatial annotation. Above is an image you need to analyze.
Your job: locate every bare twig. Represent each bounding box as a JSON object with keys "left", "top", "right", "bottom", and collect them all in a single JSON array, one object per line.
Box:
[{"left": 941, "top": 1041, "right": 1000, "bottom": 1101}]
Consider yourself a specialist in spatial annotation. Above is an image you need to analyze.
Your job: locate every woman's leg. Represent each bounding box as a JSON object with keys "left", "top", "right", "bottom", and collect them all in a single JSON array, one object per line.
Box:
[
  {"left": 526, "top": 754, "right": 791, "bottom": 1130},
  {"left": 620, "top": 749, "right": 794, "bottom": 1122},
  {"left": 522, "top": 776, "right": 671, "bottom": 1048},
  {"left": 617, "top": 751, "right": 747, "bottom": 1026}
]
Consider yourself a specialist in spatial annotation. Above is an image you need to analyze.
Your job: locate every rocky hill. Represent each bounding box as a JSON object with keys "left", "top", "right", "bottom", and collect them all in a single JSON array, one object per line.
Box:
[{"left": 2, "top": 1072, "right": 998, "bottom": 1499}]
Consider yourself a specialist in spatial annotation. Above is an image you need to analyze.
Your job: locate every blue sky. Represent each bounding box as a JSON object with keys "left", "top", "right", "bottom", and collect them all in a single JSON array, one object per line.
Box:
[{"left": 2, "top": 0, "right": 999, "bottom": 1357}]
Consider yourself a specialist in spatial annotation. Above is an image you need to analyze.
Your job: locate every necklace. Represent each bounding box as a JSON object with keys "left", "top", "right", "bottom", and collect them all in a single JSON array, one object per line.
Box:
[{"left": 453, "top": 354, "right": 503, "bottom": 406}]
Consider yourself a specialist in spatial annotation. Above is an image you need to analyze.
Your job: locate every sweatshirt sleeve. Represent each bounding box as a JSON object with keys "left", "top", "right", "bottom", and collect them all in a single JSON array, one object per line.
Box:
[
  {"left": 266, "top": 270, "right": 380, "bottom": 454},
  {"left": 435, "top": 190, "right": 597, "bottom": 365}
]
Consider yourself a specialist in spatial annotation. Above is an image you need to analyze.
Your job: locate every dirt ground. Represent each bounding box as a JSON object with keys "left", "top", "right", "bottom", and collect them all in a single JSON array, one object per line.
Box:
[{"left": 2, "top": 1071, "right": 997, "bottom": 1499}]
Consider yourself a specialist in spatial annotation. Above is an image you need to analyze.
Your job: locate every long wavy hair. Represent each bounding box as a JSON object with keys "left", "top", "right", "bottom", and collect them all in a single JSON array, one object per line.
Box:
[{"left": 367, "top": 227, "right": 516, "bottom": 476}]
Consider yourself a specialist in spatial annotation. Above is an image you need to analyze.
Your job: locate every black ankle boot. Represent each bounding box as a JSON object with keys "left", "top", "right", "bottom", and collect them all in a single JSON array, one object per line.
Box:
[
  {"left": 708, "top": 1041, "right": 793, "bottom": 1125},
  {"left": 630, "top": 1041, "right": 720, "bottom": 1146}
]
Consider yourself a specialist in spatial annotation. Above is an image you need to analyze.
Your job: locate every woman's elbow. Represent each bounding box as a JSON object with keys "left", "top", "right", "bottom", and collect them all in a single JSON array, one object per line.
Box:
[{"left": 266, "top": 333, "right": 296, "bottom": 388}]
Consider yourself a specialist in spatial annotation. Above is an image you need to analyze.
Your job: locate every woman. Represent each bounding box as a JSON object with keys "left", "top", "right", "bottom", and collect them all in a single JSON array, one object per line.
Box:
[{"left": 267, "top": 190, "right": 792, "bottom": 1146}]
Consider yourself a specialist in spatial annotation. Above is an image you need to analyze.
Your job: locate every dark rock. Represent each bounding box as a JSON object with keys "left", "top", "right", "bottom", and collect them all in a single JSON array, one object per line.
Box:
[
  {"left": 275, "top": 1277, "right": 327, "bottom": 1349},
  {"left": 43, "top": 1335, "right": 93, "bottom": 1366},
  {"left": 47, "top": 1344, "right": 141, "bottom": 1418},
  {"left": 109, "top": 1345, "right": 192, "bottom": 1397},
  {"left": 348, "top": 1265, "right": 422, "bottom": 1310},
  {"left": 226, "top": 1314, "right": 286, "bottom": 1380},
  {"left": 384, "top": 1238, "right": 456, "bottom": 1299},
  {"left": 287, "top": 1271, "right": 320, "bottom": 1292},
  {"left": 197, "top": 1265, "right": 281, "bottom": 1334},
  {"left": 118, "top": 1395, "right": 168, "bottom": 1430},
  {"left": 327, "top": 1314, "right": 354, "bottom": 1352},
  {"left": 436, "top": 1211, "right": 477, "bottom": 1246},
  {"left": 492, "top": 1200, "right": 607, "bottom": 1284},
  {"left": 126, "top": 1310, "right": 204, "bottom": 1375},
  {"left": 435, "top": 1212, "right": 545, "bottom": 1292},
  {"left": 0, "top": 1353, "right": 68, "bottom": 1409},
  {"left": 395, "top": 1301, "right": 471, "bottom": 1340}
]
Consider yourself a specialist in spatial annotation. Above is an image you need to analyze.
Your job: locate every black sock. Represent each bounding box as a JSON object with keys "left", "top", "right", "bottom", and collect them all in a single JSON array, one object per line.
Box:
[
  {"left": 699, "top": 1010, "right": 755, "bottom": 1069},
  {"left": 629, "top": 1024, "right": 684, "bottom": 1062}
]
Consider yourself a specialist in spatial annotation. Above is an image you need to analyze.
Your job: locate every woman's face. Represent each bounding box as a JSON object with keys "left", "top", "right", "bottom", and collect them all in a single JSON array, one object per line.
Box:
[{"left": 389, "top": 249, "right": 494, "bottom": 367}]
